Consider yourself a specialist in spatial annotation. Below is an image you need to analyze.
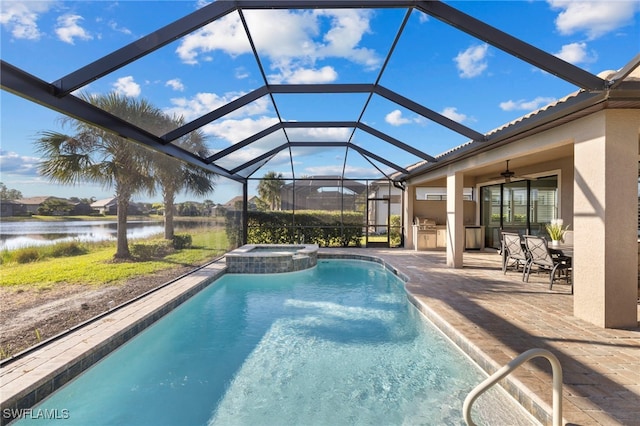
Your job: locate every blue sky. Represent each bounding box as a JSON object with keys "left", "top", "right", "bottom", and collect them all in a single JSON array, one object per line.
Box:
[{"left": 1, "top": 0, "right": 639, "bottom": 204}]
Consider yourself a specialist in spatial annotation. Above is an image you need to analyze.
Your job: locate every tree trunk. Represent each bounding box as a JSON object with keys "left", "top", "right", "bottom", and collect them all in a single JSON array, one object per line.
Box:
[
  {"left": 164, "top": 192, "right": 175, "bottom": 241},
  {"left": 114, "top": 196, "right": 131, "bottom": 259}
]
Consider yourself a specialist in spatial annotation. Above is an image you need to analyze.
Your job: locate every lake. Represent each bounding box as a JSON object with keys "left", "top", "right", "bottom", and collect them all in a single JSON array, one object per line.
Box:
[{"left": 0, "top": 220, "right": 165, "bottom": 251}]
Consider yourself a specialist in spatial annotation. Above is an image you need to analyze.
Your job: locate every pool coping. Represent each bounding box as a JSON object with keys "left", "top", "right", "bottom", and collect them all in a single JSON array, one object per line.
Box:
[{"left": 1, "top": 251, "right": 549, "bottom": 425}]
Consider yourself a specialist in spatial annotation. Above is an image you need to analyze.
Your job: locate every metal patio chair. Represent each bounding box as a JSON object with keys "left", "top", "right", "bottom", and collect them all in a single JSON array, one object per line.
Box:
[
  {"left": 501, "top": 232, "right": 529, "bottom": 280},
  {"left": 523, "top": 235, "right": 572, "bottom": 293}
]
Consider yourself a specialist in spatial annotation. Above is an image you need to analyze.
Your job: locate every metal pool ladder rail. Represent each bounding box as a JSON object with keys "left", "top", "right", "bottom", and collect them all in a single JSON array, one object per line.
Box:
[{"left": 463, "top": 348, "right": 563, "bottom": 426}]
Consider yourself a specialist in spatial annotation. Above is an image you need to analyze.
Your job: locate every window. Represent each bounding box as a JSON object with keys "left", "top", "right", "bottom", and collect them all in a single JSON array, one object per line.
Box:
[{"left": 416, "top": 187, "right": 473, "bottom": 200}]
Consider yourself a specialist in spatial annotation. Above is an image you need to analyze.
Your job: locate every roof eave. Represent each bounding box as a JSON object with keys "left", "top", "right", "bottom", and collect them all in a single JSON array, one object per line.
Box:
[{"left": 403, "top": 89, "right": 613, "bottom": 180}]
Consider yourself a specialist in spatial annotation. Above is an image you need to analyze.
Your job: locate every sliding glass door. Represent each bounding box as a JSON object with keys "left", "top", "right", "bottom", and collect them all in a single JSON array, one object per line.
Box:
[
  {"left": 481, "top": 185, "right": 502, "bottom": 249},
  {"left": 502, "top": 181, "right": 528, "bottom": 234},
  {"left": 529, "top": 177, "right": 558, "bottom": 236},
  {"left": 480, "top": 177, "right": 558, "bottom": 249}
]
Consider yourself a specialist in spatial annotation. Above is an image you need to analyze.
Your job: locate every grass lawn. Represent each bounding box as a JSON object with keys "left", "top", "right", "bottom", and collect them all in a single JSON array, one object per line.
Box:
[{"left": 1, "top": 228, "right": 228, "bottom": 289}]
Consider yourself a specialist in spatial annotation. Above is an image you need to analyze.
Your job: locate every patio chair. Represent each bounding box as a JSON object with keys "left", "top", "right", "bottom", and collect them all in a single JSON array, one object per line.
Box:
[
  {"left": 501, "top": 232, "right": 528, "bottom": 280},
  {"left": 523, "top": 235, "right": 572, "bottom": 292}
]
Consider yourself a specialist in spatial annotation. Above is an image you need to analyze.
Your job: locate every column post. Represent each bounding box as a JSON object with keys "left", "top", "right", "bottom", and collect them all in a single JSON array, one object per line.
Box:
[
  {"left": 573, "top": 110, "right": 639, "bottom": 328},
  {"left": 405, "top": 184, "right": 415, "bottom": 249},
  {"left": 447, "top": 171, "right": 464, "bottom": 268}
]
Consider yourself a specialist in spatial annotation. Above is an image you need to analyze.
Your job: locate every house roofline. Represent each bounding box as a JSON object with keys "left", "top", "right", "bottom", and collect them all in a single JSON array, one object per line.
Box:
[{"left": 403, "top": 87, "right": 640, "bottom": 181}]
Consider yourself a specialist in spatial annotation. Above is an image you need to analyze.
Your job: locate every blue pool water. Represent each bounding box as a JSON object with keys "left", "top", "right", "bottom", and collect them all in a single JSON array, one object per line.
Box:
[{"left": 17, "top": 260, "right": 537, "bottom": 426}]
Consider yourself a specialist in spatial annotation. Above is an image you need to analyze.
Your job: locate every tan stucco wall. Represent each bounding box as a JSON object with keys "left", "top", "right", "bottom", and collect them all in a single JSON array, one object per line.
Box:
[
  {"left": 572, "top": 109, "right": 639, "bottom": 328},
  {"left": 413, "top": 200, "right": 476, "bottom": 226}
]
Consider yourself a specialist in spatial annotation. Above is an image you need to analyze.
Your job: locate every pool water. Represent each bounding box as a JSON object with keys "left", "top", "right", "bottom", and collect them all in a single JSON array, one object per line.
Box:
[{"left": 17, "top": 260, "right": 537, "bottom": 426}]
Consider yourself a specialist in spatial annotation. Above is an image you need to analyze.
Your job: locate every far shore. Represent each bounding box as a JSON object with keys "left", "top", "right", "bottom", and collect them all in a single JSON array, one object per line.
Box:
[{"left": 0, "top": 214, "right": 159, "bottom": 222}]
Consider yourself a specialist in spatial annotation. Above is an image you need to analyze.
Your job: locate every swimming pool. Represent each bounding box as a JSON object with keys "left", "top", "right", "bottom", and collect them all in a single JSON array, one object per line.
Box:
[{"left": 14, "top": 259, "right": 537, "bottom": 425}]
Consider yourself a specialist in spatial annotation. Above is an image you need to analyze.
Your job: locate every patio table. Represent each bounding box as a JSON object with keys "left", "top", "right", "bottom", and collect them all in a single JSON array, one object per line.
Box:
[{"left": 549, "top": 243, "right": 572, "bottom": 258}]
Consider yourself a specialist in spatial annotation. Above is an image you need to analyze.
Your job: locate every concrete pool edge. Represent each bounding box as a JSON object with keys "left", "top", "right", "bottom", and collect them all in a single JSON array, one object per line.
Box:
[{"left": 1, "top": 252, "right": 548, "bottom": 425}]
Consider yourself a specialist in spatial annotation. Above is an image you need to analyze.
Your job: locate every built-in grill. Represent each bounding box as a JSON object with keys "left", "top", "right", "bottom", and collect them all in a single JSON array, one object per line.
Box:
[
  {"left": 416, "top": 217, "right": 437, "bottom": 231},
  {"left": 413, "top": 217, "right": 439, "bottom": 250}
]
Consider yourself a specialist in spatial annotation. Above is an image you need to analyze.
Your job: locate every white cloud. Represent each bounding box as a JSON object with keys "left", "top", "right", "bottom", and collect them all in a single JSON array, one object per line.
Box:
[
  {"left": 548, "top": 0, "right": 639, "bottom": 40},
  {"left": 166, "top": 79, "right": 185, "bottom": 92},
  {"left": 499, "top": 96, "right": 557, "bottom": 111},
  {"left": 384, "top": 110, "right": 425, "bottom": 127},
  {"left": 440, "top": 107, "right": 468, "bottom": 123},
  {"left": 286, "top": 127, "right": 351, "bottom": 142},
  {"left": 108, "top": 20, "right": 132, "bottom": 36},
  {"left": 55, "top": 14, "right": 93, "bottom": 44},
  {"left": 0, "top": 1, "right": 53, "bottom": 40},
  {"left": 235, "top": 67, "right": 250, "bottom": 79},
  {"left": 0, "top": 150, "right": 41, "bottom": 177},
  {"left": 176, "top": 13, "right": 253, "bottom": 65},
  {"left": 176, "top": 9, "right": 381, "bottom": 82},
  {"left": 269, "top": 66, "right": 338, "bottom": 84},
  {"left": 304, "top": 164, "right": 379, "bottom": 178},
  {"left": 312, "top": 9, "right": 379, "bottom": 70},
  {"left": 554, "top": 42, "right": 597, "bottom": 65},
  {"left": 165, "top": 92, "right": 271, "bottom": 123},
  {"left": 113, "top": 76, "right": 141, "bottom": 97},
  {"left": 385, "top": 110, "right": 411, "bottom": 126},
  {"left": 165, "top": 91, "right": 278, "bottom": 143},
  {"left": 454, "top": 44, "right": 489, "bottom": 78},
  {"left": 204, "top": 116, "right": 280, "bottom": 141}
]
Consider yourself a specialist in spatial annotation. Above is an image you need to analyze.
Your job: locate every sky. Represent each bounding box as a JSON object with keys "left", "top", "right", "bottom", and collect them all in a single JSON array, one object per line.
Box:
[{"left": 1, "top": 0, "right": 639, "bottom": 205}]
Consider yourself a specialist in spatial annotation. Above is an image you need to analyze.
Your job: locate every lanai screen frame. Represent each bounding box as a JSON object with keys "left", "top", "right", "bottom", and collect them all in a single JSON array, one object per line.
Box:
[
  {"left": 245, "top": 175, "right": 403, "bottom": 248},
  {"left": 3, "top": 0, "right": 634, "bottom": 246}
]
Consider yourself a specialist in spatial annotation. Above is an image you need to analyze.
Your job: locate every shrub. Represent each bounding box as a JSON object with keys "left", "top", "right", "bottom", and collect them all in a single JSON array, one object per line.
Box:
[
  {"left": 172, "top": 234, "right": 192, "bottom": 249},
  {"left": 48, "top": 241, "right": 87, "bottom": 258},
  {"left": 389, "top": 214, "right": 402, "bottom": 247},
  {"left": 131, "top": 239, "right": 174, "bottom": 260},
  {"left": 14, "top": 248, "right": 40, "bottom": 264}
]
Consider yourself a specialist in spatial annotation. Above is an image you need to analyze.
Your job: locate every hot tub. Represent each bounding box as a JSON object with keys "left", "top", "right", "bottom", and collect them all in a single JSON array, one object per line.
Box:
[{"left": 225, "top": 244, "right": 319, "bottom": 273}]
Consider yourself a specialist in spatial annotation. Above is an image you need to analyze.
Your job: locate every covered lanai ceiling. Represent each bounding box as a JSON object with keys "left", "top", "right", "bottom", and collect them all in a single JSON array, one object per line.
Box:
[{"left": 2, "top": 0, "right": 639, "bottom": 186}]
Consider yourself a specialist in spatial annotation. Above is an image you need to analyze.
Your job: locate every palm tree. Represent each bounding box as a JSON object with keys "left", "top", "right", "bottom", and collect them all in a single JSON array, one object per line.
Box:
[
  {"left": 148, "top": 118, "right": 216, "bottom": 240},
  {"left": 258, "top": 171, "right": 284, "bottom": 211},
  {"left": 35, "top": 93, "right": 161, "bottom": 259}
]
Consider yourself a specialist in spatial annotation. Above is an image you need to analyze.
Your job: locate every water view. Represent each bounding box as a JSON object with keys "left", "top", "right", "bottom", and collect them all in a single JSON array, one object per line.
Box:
[{"left": 0, "top": 220, "right": 164, "bottom": 251}]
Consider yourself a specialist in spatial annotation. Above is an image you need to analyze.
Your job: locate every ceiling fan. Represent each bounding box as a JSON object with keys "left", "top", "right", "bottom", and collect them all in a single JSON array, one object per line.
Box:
[
  {"left": 488, "top": 160, "right": 524, "bottom": 183},
  {"left": 500, "top": 160, "right": 516, "bottom": 183}
]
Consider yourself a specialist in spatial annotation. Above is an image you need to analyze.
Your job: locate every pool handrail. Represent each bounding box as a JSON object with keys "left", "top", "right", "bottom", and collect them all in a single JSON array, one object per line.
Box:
[{"left": 463, "top": 347, "right": 563, "bottom": 426}]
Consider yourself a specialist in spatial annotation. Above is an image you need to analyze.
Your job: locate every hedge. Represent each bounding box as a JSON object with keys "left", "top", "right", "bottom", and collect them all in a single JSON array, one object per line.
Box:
[{"left": 226, "top": 210, "right": 364, "bottom": 247}]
